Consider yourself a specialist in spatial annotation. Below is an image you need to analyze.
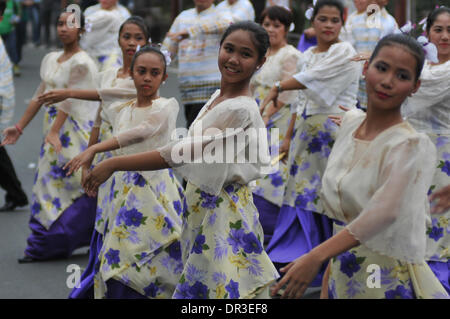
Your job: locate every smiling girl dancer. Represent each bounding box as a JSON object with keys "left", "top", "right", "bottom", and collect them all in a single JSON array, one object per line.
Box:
[
  {"left": 402, "top": 7, "right": 450, "bottom": 294},
  {"left": 272, "top": 33, "right": 449, "bottom": 299},
  {"left": 260, "top": 0, "right": 360, "bottom": 288},
  {"left": 83, "top": 21, "right": 280, "bottom": 299},
  {"left": 66, "top": 45, "right": 184, "bottom": 299},
  {"left": 1, "top": 10, "right": 99, "bottom": 263}
]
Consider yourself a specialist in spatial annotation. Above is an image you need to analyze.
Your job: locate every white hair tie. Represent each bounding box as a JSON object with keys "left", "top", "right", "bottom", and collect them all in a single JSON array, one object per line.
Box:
[{"left": 417, "top": 36, "right": 439, "bottom": 64}]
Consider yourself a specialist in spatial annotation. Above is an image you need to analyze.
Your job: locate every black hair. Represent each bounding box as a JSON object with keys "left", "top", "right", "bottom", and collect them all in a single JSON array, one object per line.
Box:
[
  {"left": 220, "top": 21, "right": 270, "bottom": 60},
  {"left": 426, "top": 6, "right": 450, "bottom": 35},
  {"left": 312, "top": 0, "right": 345, "bottom": 23},
  {"left": 369, "top": 34, "right": 425, "bottom": 82},
  {"left": 260, "top": 5, "right": 293, "bottom": 31},
  {"left": 57, "top": 6, "right": 86, "bottom": 30},
  {"left": 130, "top": 44, "right": 167, "bottom": 75},
  {"left": 119, "top": 16, "right": 150, "bottom": 42}
]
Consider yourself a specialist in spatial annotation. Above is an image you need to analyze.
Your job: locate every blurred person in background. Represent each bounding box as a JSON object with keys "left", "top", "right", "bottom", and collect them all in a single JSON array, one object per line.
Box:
[
  {"left": 0, "top": 1, "right": 28, "bottom": 212},
  {"left": 0, "top": 0, "right": 21, "bottom": 76}
]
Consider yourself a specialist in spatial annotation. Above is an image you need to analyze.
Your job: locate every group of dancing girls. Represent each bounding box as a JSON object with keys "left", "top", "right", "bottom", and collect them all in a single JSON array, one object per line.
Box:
[{"left": 0, "top": 0, "right": 448, "bottom": 299}]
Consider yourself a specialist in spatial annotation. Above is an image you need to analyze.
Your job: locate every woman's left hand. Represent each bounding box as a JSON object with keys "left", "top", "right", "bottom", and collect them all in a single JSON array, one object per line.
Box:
[
  {"left": 270, "top": 252, "right": 323, "bottom": 299},
  {"left": 83, "top": 161, "right": 114, "bottom": 197}
]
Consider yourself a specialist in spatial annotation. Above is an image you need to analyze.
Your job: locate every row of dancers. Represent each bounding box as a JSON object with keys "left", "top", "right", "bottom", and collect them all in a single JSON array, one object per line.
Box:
[{"left": 1, "top": 0, "right": 449, "bottom": 299}]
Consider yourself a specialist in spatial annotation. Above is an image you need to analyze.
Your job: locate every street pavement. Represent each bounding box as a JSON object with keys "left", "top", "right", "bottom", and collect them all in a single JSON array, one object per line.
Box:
[{"left": 0, "top": 44, "right": 320, "bottom": 299}]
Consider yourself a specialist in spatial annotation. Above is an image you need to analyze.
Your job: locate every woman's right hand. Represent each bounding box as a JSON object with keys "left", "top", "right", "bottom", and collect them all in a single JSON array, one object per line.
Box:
[
  {"left": 1, "top": 126, "right": 22, "bottom": 146},
  {"left": 63, "top": 148, "right": 96, "bottom": 176},
  {"left": 38, "top": 89, "right": 70, "bottom": 105}
]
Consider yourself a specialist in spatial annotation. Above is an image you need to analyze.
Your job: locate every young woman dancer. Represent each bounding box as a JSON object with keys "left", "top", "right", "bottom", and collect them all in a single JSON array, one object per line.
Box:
[
  {"left": 402, "top": 7, "right": 450, "bottom": 294},
  {"left": 272, "top": 34, "right": 449, "bottom": 299},
  {"left": 251, "top": 5, "right": 303, "bottom": 248},
  {"left": 65, "top": 45, "right": 184, "bottom": 299},
  {"left": 260, "top": 0, "right": 360, "bottom": 288},
  {"left": 39, "top": 16, "right": 149, "bottom": 298},
  {"left": 1, "top": 10, "right": 99, "bottom": 262},
  {"left": 83, "top": 21, "right": 280, "bottom": 299}
]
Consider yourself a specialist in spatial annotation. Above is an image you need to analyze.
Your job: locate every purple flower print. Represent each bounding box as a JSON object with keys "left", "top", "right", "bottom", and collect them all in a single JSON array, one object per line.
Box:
[
  {"left": 47, "top": 106, "right": 57, "bottom": 118},
  {"left": 104, "top": 248, "right": 120, "bottom": 266},
  {"left": 308, "top": 137, "right": 323, "bottom": 153},
  {"left": 290, "top": 163, "right": 299, "bottom": 176},
  {"left": 173, "top": 200, "right": 183, "bottom": 216},
  {"left": 338, "top": 252, "right": 361, "bottom": 278},
  {"left": 31, "top": 201, "right": 41, "bottom": 216},
  {"left": 294, "top": 188, "right": 316, "bottom": 209},
  {"left": 189, "top": 281, "right": 209, "bottom": 299},
  {"left": 123, "top": 208, "right": 143, "bottom": 227},
  {"left": 49, "top": 165, "right": 66, "bottom": 179},
  {"left": 52, "top": 198, "right": 61, "bottom": 210},
  {"left": 242, "top": 232, "right": 263, "bottom": 254},
  {"left": 225, "top": 280, "right": 240, "bottom": 299},
  {"left": 168, "top": 241, "right": 181, "bottom": 261},
  {"left": 428, "top": 226, "right": 444, "bottom": 242},
  {"left": 60, "top": 133, "right": 71, "bottom": 148},
  {"left": 200, "top": 191, "right": 219, "bottom": 209},
  {"left": 441, "top": 161, "right": 450, "bottom": 176},
  {"left": 132, "top": 173, "right": 146, "bottom": 187},
  {"left": 144, "top": 283, "right": 159, "bottom": 298},
  {"left": 227, "top": 228, "right": 246, "bottom": 254},
  {"left": 174, "top": 282, "right": 192, "bottom": 299},
  {"left": 191, "top": 234, "right": 206, "bottom": 254},
  {"left": 385, "top": 285, "right": 414, "bottom": 299},
  {"left": 270, "top": 172, "right": 283, "bottom": 187}
]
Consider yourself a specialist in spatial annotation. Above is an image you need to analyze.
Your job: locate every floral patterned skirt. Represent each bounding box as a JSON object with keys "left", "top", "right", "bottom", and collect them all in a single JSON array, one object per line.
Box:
[
  {"left": 31, "top": 105, "right": 93, "bottom": 230},
  {"left": 282, "top": 113, "right": 339, "bottom": 213},
  {"left": 95, "top": 169, "right": 184, "bottom": 299},
  {"left": 426, "top": 133, "right": 450, "bottom": 262},
  {"left": 328, "top": 223, "right": 449, "bottom": 299},
  {"left": 93, "top": 119, "right": 114, "bottom": 235},
  {"left": 173, "top": 183, "right": 279, "bottom": 299},
  {"left": 253, "top": 104, "right": 292, "bottom": 207}
]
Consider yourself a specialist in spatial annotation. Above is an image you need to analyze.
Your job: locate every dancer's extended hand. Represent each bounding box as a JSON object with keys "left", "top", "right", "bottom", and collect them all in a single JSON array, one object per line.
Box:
[
  {"left": 1, "top": 126, "right": 21, "bottom": 146},
  {"left": 63, "top": 148, "right": 95, "bottom": 176},
  {"left": 270, "top": 252, "right": 323, "bottom": 299},
  {"left": 38, "top": 89, "right": 70, "bottom": 105},
  {"left": 83, "top": 160, "right": 114, "bottom": 197}
]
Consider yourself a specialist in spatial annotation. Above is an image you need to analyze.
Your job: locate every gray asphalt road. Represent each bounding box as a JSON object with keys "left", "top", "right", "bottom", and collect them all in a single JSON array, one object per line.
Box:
[{"left": 0, "top": 44, "right": 320, "bottom": 300}]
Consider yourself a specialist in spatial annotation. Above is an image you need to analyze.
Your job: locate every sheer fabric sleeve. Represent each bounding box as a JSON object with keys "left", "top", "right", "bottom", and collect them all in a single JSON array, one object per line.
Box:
[
  {"left": 292, "top": 42, "right": 360, "bottom": 108},
  {"left": 278, "top": 50, "right": 303, "bottom": 105},
  {"left": 115, "top": 98, "right": 179, "bottom": 149},
  {"left": 57, "top": 63, "right": 91, "bottom": 116},
  {"left": 346, "top": 135, "right": 437, "bottom": 263},
  {"left": 31, "top": 81, "right": 46, "bottom": 102},
  {"left": 158, "top": 97, "right": 270, "bottom": 195},
  {"left": 402, "top": 62, "right": 450, "bottom": 118}
]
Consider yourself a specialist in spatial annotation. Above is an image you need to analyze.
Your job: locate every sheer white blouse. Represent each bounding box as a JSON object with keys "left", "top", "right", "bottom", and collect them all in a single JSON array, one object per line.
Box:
[
  {"left": 111, "top": 97, "right": 179, "bottom": 155},
  {"left": 93, "top": 67, "right": 136, "bottom": 128},
  {"left": 34, "top": 51, "right": 99, "bottom": 123},
  {"left": 250, "top": 44, "right": 303, "bottom": 105},
  {"left": 321, "top": 109, "right": 437, "bottom": 263},
  {"left": 158, "top": 90, "right": 272, "bottom": 196},
  {"left": 291, "top": 41, "right": 360, "bottom": 115},
  {"left": 402, "top": 60, "right": 450, "bottom": 134}
]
